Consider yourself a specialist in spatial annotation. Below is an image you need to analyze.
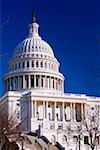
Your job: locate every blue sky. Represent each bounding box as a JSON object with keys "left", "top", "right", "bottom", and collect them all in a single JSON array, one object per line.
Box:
[{"left": 0, "top": 0, "right": 100, "bottom": 96}]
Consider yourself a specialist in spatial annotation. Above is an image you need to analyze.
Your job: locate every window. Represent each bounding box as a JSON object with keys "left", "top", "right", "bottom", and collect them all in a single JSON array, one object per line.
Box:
[
  {"left": 92, "top": 116, "right": 95, "bottom": 121},
  {"left": 31, "top": 61, "right": 34, "bottom": 67},
  {"left": 56, "top": 113, "right": 59, "bottom": 120},
  {"left": 84, "top": 136, "right": 89, "bottom": 144},
  {"left": 27, "top": 61, "right": 29, "bottom": 68},
  {"left": 73, "top": 135, "right": 78, "bottom": 142},
  {"left": 17, "top": 103, "right": 19, "bottom": 106},
  {"left": 17, "top": 112, "right": 20, "bottom": 119},
  {"left": 91, "top": 107, "right": 94, "bottom": 110},
  {"left": 36, "top": 61, "right": 38, "bottom": 68}
]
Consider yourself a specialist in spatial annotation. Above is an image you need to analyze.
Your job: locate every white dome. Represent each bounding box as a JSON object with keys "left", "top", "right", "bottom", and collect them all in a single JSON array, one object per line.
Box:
[
  {"left": 13, "top": 37, "right": 54, "bottom": 57},
  {"left": 13, "top": 22, "right": 54, "bottom": 57}
]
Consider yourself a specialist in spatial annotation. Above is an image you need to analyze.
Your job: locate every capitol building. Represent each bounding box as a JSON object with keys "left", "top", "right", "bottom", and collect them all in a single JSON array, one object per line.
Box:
[{"left": 0, "top": 11, "right": 100, "bottom": 150}]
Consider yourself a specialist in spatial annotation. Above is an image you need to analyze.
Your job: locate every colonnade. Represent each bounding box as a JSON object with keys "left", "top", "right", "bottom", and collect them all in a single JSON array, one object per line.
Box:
[
  {"left": 31, "top": 101, "right": 85, "bottom": 122},
  {"left": 4, "top": 75, "right": 64, "bottom": 92}
]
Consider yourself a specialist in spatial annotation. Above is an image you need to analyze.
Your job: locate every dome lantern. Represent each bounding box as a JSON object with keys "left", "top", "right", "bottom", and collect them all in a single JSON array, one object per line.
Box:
[{"left": 28, "top": 10, "right": 39, "bottom": 38}]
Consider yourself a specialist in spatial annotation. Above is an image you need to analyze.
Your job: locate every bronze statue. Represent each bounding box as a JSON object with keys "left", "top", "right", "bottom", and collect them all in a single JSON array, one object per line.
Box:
[{"left": 32, "top": 10, "right": 36, "bottom": 23}]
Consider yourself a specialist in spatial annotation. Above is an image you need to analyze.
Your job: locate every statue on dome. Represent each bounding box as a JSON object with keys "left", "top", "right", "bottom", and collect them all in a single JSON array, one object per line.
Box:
[{"left": 32, "top": 10, "right": 36, "bottom": 23}]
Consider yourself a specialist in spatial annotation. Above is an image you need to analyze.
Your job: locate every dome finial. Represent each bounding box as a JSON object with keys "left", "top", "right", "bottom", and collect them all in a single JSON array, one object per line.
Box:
[{"left": 32, "top": 10, "right": 36, "bottom": 23}]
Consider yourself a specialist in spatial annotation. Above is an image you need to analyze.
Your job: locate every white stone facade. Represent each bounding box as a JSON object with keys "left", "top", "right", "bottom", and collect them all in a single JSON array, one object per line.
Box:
[{"left": 0, "top": 12, "right": 100, "bottom": 150}]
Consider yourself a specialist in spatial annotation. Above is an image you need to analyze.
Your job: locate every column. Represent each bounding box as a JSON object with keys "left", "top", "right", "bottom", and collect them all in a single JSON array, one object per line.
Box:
[
  {"left": 60, "top": 80, "right": 62, "bottom": 91},
  {"left": 9, "top": 78, "right": 12, "bottom": 90},
  {"left": 73, "top": 103, "right": 76, "bottom": 121},
  {"left": 6, "top": 79, "right": 8, "bottom": 91},
  {"left": 51, "top": 77, "right": 53, "bottom": 89},
  {"left": 81, "top": 103, "right": 84, "bottom": 120},
  {"left": 29, "top": 75, "right": 31, "bottom": 88},
  {"left": 18, "top": 76, "right": 20, "bottom": 90},
  {"left": 34, "top": 101, "right": 37, "bottom": 119},
  {"left": 62, "top": 81, "right": 64, "bottom": 91},
  {"left": 43, "top": 101, "right": 45, "bottom": 119},
  {"left": 58, "top": 79, "right": 60, "bottom": 91},
  {"left": 30, "top": 60, "right": 32, "bottom": 69},
  {"left": 54, "top": 78, "right": 56, "bottom": 90},
  {"left": 54, "top": 102, "right": 56, "bottom": 121},
  {"left": 39, "top": 75, "right": 41, "bottom": 88},
  {"left": 62, "top": 102, "right": 65, "bottom": 121},
  {"left": 4, "top": 80, "right": 6, "bottom": 92},
  {"left": 47, "top": 77, "right": 49, "bottom": 89},
  {"left": 21, "top": 76, "right": 23, "bottom": 89},
  {"left": 70, "top": 103, "right": 73, "bottom": 121},
  {"left": 49, "top": 76, "right": 51, "bottom": 89},
  {"left": 43, "top": 76, "right": 45, "bottom": 89},
  {"left": 45, "top": 76, "right": 47, "bottom": 88},
  {"left": 31, "top": 101, "right": 34, "bottom": 118},
  {"left": 13, "top": 77, "right": 15, "bottom": 90},
  {"left": 34, "top": 75, "right": 36, "bottom": 88},
  {"left": 46, "top": 101, "right": 48, "bottom": 120},
  {"left": 23, "top": 75, "right": 25, "bottom": 89}
]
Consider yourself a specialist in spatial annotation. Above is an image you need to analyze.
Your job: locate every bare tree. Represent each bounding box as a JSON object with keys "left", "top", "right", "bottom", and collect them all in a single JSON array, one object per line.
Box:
[
  {"left": 0, "top": 102, "right": 22, "bottom": 144},
  {"left": 81, "top": 111, "right": 100, "bottom": 150},
  {"left": 72, "top": 108, "right": 100, "bottom": 150}
]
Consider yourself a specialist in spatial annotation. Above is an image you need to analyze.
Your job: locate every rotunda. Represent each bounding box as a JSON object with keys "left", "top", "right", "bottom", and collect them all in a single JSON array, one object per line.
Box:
[{"left": 4, "top": 11, "right": 64, "bottom": 94}]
